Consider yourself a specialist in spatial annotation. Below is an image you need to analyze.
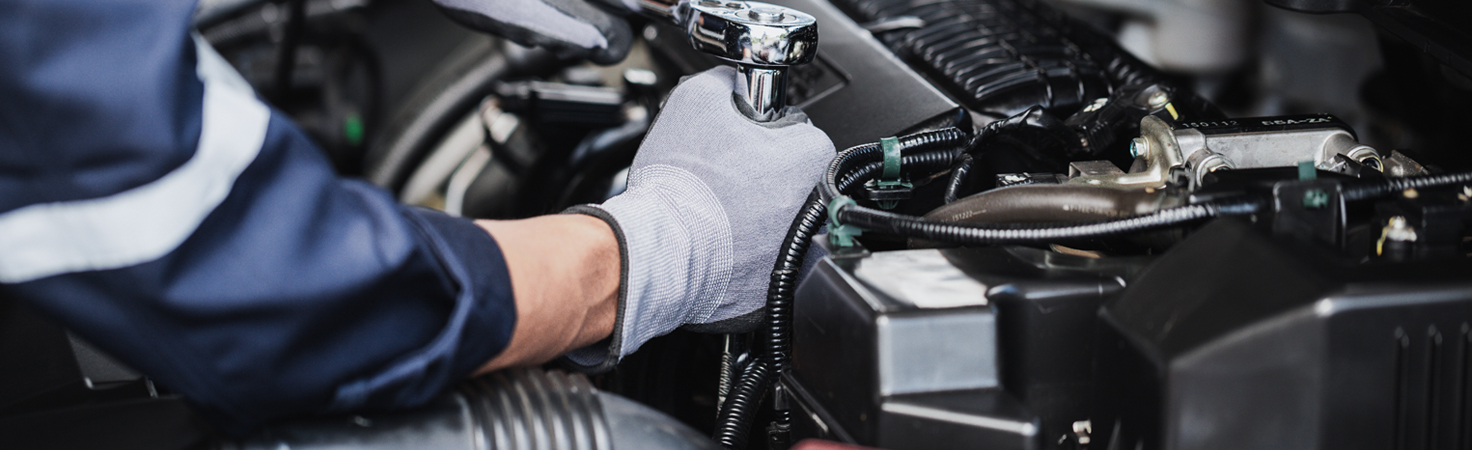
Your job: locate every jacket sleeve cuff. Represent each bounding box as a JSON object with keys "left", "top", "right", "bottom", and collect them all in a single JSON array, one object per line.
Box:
[{"left": 326, "top": 206, "right": 518, "bottom": 412}]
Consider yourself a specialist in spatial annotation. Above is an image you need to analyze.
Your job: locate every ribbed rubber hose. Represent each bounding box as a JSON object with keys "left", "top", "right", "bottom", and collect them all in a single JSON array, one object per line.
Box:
[
  {"left": 822, "top": 128, "right": 969, "bottom": 202},
  {"left": 944, "top": 154, "right": 974, "bottom": 204},
  {"left": 835, "top": 151, "right": 961, "bottom": 196},
  {"left": 1343, "top": 170, "right": 1472, "bottom": 201},
  {"left": 838, "top": 203, "right": 1220, "bottom": 244},
  {"left": 713, "top": 358, "right": 773, "bottom": 449}
]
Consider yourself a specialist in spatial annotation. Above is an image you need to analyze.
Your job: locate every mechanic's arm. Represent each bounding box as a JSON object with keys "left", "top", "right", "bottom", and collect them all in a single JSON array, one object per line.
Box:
[
  {"left": 0, "top": 0, "right": 617, "bottom": 434},
  {"left": 474, "top": 215, "right": 619, "bottom": 373},
  {"left": 0, "top": 0, "right": 827, "bottom": 435}
]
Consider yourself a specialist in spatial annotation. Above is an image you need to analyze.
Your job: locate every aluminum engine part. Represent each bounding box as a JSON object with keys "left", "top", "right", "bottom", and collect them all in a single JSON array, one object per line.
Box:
[
  {"left": 1067, "top": 114, "right": 1391, "bottom": 190},
  {"left": 1170, "top": 114, "right": 1381, "bottom": 186},
  {"left": 1064, "top": 114, "right": 1185, "bottom": 189},
  {"left": 922, "top": 184, "right": 1184, "bottom": 225}
]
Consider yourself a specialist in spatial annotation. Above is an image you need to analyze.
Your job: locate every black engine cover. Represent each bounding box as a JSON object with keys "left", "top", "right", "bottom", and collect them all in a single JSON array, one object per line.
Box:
[{"left": 1094, "top": 218, "right": 1472, "bottom": 450}]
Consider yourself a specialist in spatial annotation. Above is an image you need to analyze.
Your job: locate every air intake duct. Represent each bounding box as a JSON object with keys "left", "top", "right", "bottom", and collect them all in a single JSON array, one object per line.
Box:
[{"left": 223, "top": 369, "right": 719, "bottom": 450}]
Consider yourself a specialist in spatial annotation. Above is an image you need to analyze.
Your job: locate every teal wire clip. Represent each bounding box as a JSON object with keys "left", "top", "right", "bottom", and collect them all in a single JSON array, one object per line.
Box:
[
  {"left": 870, "top": 136, "right": 913, "bottom": 209},
  {"left": 828, "top": 196, "right": 864, "bottom": 248},
  {"left": 1297, "top": 160, "right": 1317, "bottom": 180}
]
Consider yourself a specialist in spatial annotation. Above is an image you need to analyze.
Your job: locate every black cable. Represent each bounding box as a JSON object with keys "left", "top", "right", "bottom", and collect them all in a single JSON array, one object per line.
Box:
[
  {"left": 836, "top": 150, "right": 959, "bottom": 197},
  {"left": 944, "top": 153, "right": 974, "bottom": 204},
  {"left": 838, "top": 202, "right": 1222, "bottom": 244},
  {"left": 712, "top": 357, "right": 772, "bottom": 449},
  {"left": 1343, "top": 170, "right": 1472, "bottom": 201},
  {"left": 821, "top": 128, "right": 969, "bottom": 203}
]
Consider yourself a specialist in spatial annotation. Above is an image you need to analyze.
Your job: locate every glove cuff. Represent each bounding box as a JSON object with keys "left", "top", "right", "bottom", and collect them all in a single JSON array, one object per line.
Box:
[
  {"left": 561, "top": 165, "right": 734, "bottom": 369},
  {"left": 558, "top": 205, "right": 627, "bottom": 372}
]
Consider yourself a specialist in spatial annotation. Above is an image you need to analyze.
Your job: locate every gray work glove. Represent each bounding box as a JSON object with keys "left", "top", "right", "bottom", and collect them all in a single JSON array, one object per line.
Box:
[
  {"left": 432, "top": 0, "right": 634, "bottom": 65},
  {"left": 565, "top": 66, "right": 835, "bottom": 371}
]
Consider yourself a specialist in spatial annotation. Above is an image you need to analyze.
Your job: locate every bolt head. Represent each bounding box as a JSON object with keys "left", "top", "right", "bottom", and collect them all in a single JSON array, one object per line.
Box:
[
  {"left": 1129, "top": 137, "right": 1148, "bottom": 159},
  {"left": 1384, "top": 215, "right": 1419, "bottom": 243},
  {"left": 1147, "top": 91, "right": 1170, "bottom": 108}
]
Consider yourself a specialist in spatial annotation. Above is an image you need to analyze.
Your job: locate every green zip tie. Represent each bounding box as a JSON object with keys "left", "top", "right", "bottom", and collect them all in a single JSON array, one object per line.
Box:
[
  {"left": 881, "top": 136, "right": 901, "bottom": 181},
  {"left": 874, "top": 136, "right": 912, "bottom": 209},
  {"left": 827, "top": 196, "right": 864, "bottom": 248}
]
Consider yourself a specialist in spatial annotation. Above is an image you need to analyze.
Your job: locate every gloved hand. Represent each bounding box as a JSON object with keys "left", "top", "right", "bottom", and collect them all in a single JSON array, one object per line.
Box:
[
  {"left": 565, "top": 66, "right": 835, "bottom": 370},
  {"left": 432, "top": 0, "right": 634, "bottom": 65}
]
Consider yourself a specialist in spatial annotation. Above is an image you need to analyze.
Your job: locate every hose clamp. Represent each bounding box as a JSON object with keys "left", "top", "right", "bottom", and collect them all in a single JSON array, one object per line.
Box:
[{"left": 827, "top": 196, "right": 864, "bottom": 248}]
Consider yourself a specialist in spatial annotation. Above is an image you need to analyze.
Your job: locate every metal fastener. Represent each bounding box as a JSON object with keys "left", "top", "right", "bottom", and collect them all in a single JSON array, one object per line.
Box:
[
  {"left": 1129, "top": 137, "right": 1148, "bottom": 159},
  {"left": 1147, "top": 91, "right": 1170, "bottom": 108},
  {"left": 1081, "top": 97, "right": 1108, "bottom": 113}
]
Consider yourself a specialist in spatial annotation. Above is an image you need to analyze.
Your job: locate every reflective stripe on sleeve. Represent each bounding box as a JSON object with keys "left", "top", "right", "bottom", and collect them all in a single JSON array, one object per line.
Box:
[{"left": 0, "top": 35, "right": 270, "bottom": 283}]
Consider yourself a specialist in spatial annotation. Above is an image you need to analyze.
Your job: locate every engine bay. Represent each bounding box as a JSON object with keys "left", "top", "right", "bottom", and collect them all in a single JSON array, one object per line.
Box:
[{"left": 4, "top": 0, "right": 1472, "bottom": 449}]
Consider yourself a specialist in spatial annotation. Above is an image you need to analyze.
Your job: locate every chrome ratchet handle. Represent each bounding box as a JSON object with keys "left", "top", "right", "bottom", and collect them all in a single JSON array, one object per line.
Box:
[{"left": 638, "top": 0, "right": 819, "bottom": 121}]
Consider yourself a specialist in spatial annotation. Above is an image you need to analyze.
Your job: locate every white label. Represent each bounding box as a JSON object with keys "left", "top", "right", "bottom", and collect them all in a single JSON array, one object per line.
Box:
[{"left": 853, "top": 249, "right": 990, "bottom": 309}]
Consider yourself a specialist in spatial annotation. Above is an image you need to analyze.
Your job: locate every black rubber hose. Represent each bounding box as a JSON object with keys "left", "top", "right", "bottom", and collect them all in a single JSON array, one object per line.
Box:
[
  {"left": 764, "top": 189, "right": 826, "bottom": 374},
  {"left": 835, "top": 150, "right": 960, "bottom": 197},
  {"left": 837, "top": 202, "right": 1224, "bottom": 244},
  {"left": 1343, "top": 170, "right": 1472, "bottom": 201},
  {"left": 712, "top": 345, "right": 773, "bottom": 449},
  {"left": 944, "top": 153, "right": 974, "bottom": 204},
  {"left": 822, "top": 128, "right": 969, "bottom": 202}
]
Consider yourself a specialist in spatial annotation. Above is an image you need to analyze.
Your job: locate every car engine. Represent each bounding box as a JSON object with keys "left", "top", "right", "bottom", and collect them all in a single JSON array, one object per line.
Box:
[{"left": 3, "top": 0, "right": 1472, "bottom": 449}]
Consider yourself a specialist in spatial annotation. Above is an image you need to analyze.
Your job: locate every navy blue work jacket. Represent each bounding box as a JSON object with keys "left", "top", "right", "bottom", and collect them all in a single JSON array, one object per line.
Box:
[{"left": 0, "top": 0, "right": 517, "bottom": 433}]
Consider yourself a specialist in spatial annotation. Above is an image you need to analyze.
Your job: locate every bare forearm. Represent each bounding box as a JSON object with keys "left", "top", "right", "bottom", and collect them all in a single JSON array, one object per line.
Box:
[{"left": 473, "top": 214, "right": 619, "bottom": 373}]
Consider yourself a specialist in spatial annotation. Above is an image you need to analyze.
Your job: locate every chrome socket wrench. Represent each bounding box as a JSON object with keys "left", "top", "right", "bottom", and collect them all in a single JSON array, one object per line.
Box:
[{"left": 636, "top": 0, "right": 818, "bottom": 121}]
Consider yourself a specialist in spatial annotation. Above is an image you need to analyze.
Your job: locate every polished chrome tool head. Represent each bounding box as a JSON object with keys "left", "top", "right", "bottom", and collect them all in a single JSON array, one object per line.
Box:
[
  {"left": 632, "top": 0, "right": 819, "bottom": 121},
  {"left": 687, "top": 0, "right": 818, "bottom": 121},
  {"left": 686, "top": 0, "right": 818, "bottom": 67}
]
